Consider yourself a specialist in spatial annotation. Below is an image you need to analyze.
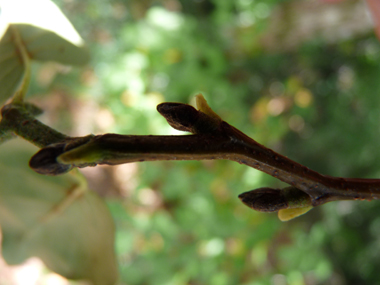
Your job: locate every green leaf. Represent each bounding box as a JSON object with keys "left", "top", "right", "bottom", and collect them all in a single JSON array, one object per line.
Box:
[
  {"left": 0, "top": 0, "right": 90, "bottom": 104},
  {"left": 0, "top": 27, "right": 25, "bottom": 105},
  {"left": 0, "top": 140, "right": 118, "bottom": 285},
  {"left": 14, "top": 22, "right": 90, "bottom": 65},
  {"left": 0, "top": 0, "right": 90, "bottom": 64}
]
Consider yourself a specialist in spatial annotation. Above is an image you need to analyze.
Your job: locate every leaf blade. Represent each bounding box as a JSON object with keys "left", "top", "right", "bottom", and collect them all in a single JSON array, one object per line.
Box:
[
  {"left": 0, "top": 27, "right": 25, "bottom": 105},
  {"left": 0, "top": 140, "right": 118, "bottom": 285}
]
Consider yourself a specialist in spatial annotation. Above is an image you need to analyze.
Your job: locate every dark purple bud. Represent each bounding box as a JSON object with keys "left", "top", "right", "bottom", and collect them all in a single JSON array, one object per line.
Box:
[
  {"left": 29, "top": 142, "right": 72, "bottom": 175},
  {"left": 157, "top": 103, "right": 199, "bottom": 133},
  {"left": 238, "top": 188, "right": 288, "bottom": 212}
]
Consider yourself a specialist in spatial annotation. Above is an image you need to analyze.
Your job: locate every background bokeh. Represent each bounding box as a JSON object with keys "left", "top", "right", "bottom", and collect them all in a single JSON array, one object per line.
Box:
[{"left": 3, "top": 0, "right": 380, "bottom": 284}]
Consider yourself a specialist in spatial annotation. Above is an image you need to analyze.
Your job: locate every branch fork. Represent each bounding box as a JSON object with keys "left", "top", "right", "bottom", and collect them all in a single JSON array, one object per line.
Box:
[{"left": 2, "top": 94, "right": 380, "bottom": 221}]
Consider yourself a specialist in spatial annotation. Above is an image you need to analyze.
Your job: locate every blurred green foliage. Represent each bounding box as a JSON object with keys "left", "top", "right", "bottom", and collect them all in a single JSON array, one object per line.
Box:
[{"left": 17, "top": 0, "right": 380, "bottom": 284}]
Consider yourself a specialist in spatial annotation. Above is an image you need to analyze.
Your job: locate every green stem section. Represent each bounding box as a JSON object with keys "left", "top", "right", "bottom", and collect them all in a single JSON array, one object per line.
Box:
[
  {"left": 1, "top": 103, "right": 68, "bottom": 148},
  {"left": 0, "top": 120, "right": 15, "bottom": 144}
]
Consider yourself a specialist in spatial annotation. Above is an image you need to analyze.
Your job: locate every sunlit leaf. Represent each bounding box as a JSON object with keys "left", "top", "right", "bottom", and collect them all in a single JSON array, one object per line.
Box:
[
  {"left": 0, "top": 140, "right": 117, "bottom": 285},
  {"left": 0, "top": 0, "right": 89, "bottom": 64},
  {"left": 13, "top": 22, "right": 89, "bottom": 65},
  {"left": 0, "top": 0, "right": 90, "bottom": 104}
]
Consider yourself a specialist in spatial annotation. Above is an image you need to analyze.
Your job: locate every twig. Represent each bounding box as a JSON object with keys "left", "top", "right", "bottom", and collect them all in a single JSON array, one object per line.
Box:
[{"left": 5, "top": 95, "right": 380, "bottom": 220}]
